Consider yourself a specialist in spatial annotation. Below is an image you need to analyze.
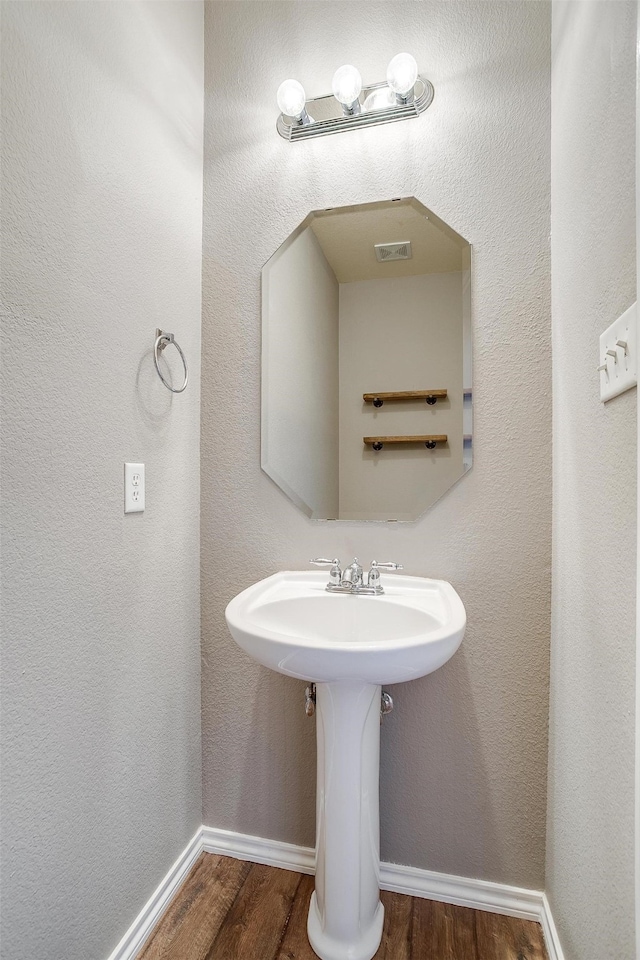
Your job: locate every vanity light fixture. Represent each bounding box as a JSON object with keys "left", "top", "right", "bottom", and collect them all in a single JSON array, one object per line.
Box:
[
  {"left": 276, "top": 52, "right": 433, "bottom": 141},
  {"left": 332, "top": 65, "right": 363, "bottom": 116},
  {"left": 387, "top": 52, "right": 419, "bottom": 102},
  {"left": 276, "top": 79, "right": 313, "bottom": 126}
]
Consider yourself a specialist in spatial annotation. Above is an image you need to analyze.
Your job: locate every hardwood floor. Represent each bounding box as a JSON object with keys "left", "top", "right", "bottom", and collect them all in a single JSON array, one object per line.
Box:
[{"left": 138, "top": 853, "right": 548, "bottom": 960}]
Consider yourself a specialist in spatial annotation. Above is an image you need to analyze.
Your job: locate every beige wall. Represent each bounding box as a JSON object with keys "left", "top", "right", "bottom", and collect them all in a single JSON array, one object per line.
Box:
[
  {"left": 262, "top": 225, "right": 339, "bottom": 518},
  {"left": 0, "top": 4, "right": 203, "bottom": 959},
  {"left": 202, "top": 0, "right": 551, "bottom": 887},
  {"left": 338, "top": 273, "right": 464, "bottom": 521},
  {"left": 546, "top": 2, "right": 637, "bottom": 957},
  {"left": 7, "top": 1, "right": 639, "bottom": 954}
]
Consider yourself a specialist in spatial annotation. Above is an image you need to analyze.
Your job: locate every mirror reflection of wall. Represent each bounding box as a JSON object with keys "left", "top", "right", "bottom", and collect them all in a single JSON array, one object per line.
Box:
[{"left": 261, "top": 198, "right": 472, "bottom": 521}]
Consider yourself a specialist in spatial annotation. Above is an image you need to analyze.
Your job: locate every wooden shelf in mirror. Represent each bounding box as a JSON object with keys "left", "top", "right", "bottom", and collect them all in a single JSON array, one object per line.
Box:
[
  {"left": 363, "top": 389, "right": 447, "bottom": 407},
  {"left": 364, "top": 434, "right": 448, "bottom": 451}
]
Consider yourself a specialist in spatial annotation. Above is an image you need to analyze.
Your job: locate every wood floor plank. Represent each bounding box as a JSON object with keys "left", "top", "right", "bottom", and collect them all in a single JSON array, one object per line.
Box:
[
  {"left": 206, "top": 862, "right": 302, "bottom": 960},
  {"left": 373, "top": 890, "right": 413, "bottom": 959},
  {"left": 276, "top": 874, "right": 317, "bottom": 960},
  {"left": 138, "top": 854, "right": 252, "bottom": 960},
  {"left": 138, "top": 855, "right": 549, "bottom": 960},
  {"left": 411, "top": 897, "right": 478, "bottom": 960},
  {"left": 474, "top": 910, "right": 547, "bottom": 960}
]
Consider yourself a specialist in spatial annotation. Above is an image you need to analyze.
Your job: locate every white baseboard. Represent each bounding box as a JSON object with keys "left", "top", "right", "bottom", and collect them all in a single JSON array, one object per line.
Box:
[
  {"left": 540, "top": 893, "right": 565, "bottom": 960},
  {"left": 105, "top": 828, "right": 202, "bottom": 960},
  {"left": 202, "top": 825, "right": 565, "bottom": 960},
  {"left": 202, "top": 824, "right": 315, "bottom": 875},
  {"left": 380, "top": 859, "right": 543, "bottom": 920},
  {"left": 106, "top": 825, "right": 564, "bottom": 960}
]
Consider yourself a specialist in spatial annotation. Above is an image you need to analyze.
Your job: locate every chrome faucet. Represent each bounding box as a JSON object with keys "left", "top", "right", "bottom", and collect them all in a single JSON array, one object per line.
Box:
[
  {"left": 341, "top": 557, "right": 363, "bottom": 589},
  {"left": 310, "top": 558, "right": 403, "bottom": 595}
]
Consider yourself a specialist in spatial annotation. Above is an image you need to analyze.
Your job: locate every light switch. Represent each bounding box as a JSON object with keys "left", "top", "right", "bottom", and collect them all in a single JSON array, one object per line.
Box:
[
  {"left": 124, "top": 462, "right": 145, "bottom": 514},
  {"left": 599, "top": 302, "right": 637, "bottom": 402}
]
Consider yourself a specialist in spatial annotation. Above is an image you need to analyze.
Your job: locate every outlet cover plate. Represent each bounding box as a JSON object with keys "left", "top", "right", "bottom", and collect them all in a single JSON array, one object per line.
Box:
[
  {"left": 599, "top": 302, "right": 637, "bottom": 402},
  {"left": 124, "top": 462, "right": 145, "bottom": 514}
]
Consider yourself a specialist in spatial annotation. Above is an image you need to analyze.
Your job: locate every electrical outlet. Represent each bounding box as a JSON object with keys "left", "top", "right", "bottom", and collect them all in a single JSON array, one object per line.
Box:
[
  {"left": 599, "top": 302, "right": 637, "bottom": 402},
  {"left": 124, "top": 462, "right": 145, "bottom": 514}
]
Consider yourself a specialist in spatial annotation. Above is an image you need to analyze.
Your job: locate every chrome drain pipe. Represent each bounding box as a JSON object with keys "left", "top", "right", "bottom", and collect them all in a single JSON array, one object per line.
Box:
[
  {"left": 305, "top": 684, "right": 316, "bottom": 717},
  {"left": 380, "top": 691, "right": 394, "bottom": 721},
  {"left": 305, "top": 684, "right": 393, "bottom": 721}
]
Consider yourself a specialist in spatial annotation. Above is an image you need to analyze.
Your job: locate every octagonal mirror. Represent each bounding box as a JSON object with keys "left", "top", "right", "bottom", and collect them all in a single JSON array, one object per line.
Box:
[{"left": 261, "top": 197, "right": 472, "bottom": 521}]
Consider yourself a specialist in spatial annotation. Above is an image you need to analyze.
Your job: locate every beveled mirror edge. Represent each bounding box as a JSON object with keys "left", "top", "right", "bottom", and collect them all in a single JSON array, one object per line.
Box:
[
  {"left": 462, "top": 243, "right": 473, "bottom": 477},
  {"left": 260, "top": 199, "right": 473, "bottom": 523},
  {"left": 261, "top": 261, "right": 315, "bottom": 520}
]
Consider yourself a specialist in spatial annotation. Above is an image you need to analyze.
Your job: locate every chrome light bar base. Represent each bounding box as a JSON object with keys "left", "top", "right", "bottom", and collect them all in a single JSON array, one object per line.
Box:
[{"left": 277, "top": 76, "right": 434, "bottom": 142}]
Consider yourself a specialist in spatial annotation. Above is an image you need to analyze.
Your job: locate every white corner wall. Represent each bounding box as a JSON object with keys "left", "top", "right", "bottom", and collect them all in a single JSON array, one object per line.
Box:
[
  {"left": 547, "top": 2, "right": 637, "bottom": 958},
  {"left": 0, "top": 4, "right": 204, "bottom": 959},
  {"left": 262, "top": 226, "right": 339, "bottom": 518},
  {"left": 201, "top": 0, "right": 552, "bottom": 890}
]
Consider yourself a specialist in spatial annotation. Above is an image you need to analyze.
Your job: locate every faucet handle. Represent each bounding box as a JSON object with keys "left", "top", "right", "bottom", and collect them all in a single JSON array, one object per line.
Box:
[
  {"left": 368, "top": 560, "right": 403, "bottom": 588},
  {"left": 310, "top": 558, "right": 342, "bottom": 586}
]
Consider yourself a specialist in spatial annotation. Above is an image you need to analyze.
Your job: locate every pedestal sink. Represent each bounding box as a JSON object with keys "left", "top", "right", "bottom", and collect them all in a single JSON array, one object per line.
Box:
[{"left": 225, "top": 569, "right": 466, "bottom": 960}]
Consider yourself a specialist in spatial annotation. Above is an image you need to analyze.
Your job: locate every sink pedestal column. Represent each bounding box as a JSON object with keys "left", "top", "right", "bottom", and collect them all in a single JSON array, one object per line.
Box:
[{"left": 307, "top": 680, "right": 384, "bottom": 960}]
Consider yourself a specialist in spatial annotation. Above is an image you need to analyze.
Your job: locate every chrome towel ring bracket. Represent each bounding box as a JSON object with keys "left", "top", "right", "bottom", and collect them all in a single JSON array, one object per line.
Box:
[{"left": 153, "top": 329, "right": 188, "bottom": 394}]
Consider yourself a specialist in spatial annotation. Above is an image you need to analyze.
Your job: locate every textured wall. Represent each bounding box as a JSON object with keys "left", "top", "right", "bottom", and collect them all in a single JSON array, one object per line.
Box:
[
  {"left": 201, "top": 0, "right": 551, "bottom": 888},
  {"left": 546, "top": 2, "right": 637, "bottom": 957},
  {"left": 0, "top": 4, "right": 203, "bottom": 959},
  {"left": 263, "top": 225, "right": 339, "bottom": 518}
]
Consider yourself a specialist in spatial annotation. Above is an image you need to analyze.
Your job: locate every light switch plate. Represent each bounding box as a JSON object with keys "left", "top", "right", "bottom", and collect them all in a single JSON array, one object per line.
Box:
[
  {"left": 599, "top": 302, "right": 637, "bottom": 402},
  {"left": 124, "top": 462, "right": 145, "bottom": 514}
]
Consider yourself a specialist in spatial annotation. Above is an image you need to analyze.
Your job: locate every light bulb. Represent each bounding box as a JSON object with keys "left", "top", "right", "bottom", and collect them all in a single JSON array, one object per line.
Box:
[
  {"left": 331, "top": 64, "right": 363, "bottom": 107},
  {"left": 386, "top": 52, "right": 418, "bottom": 98},
  {"left": 276, "top": 79, "right": 307, "bottom": 118}
]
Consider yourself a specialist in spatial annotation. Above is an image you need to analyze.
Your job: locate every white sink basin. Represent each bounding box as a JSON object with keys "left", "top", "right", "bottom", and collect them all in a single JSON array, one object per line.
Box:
[
  {"left": 225, "top": 570, "right": 465, "bottom": 684},
  {"left": 225, "top": 569, "right": 466, "bottom": 960}
]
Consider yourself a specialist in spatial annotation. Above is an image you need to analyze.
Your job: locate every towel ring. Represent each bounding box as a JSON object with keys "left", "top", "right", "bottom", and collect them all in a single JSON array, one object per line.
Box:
[{"left": 153, "top": 329, "right": 188, "bottom": 394}]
